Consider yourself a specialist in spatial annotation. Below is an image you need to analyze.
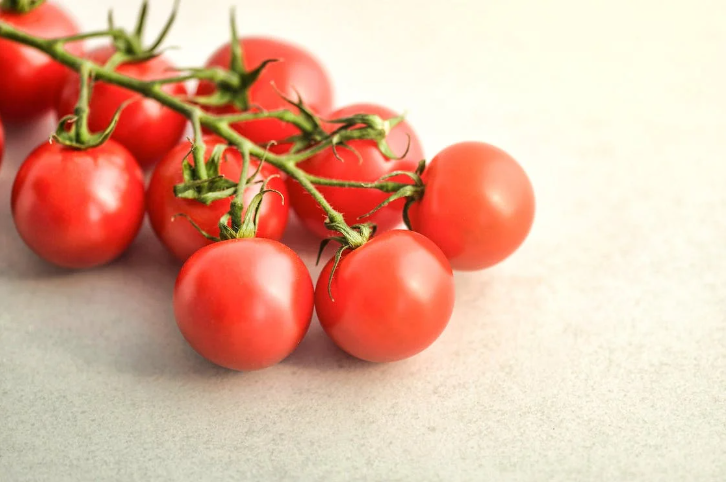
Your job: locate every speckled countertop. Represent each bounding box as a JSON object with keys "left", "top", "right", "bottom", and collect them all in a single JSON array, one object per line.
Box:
[{"left": 1, "top": 0, "right": 724, "bottom": 480}]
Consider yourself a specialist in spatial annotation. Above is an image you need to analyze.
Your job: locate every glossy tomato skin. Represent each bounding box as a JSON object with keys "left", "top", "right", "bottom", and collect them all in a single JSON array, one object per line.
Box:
[
  {"left": 11, "top": 140, "right": 145, "bottom": 269},
  {"left": 56, "top": 46, "right": 188, "bottom": 168},
  {"left": 146, "top": 135, "right": 289, "bottom": 262},
  {"left": 196, "top": 37, "right": 333, "bottom": 152},
  {"left": 287, "top": 104, "right": 423, "bottom": 238},
  {"left": 0, "top": 2, "right": 81, "bottom": 122},
  {"left": 409, "top": 141, "right": 535, "bottom": 271},
  {"left": 174, "top": 238, "right": 314, "bottom": 371},
  {"left": 315, "top": 230, "right": 455, "bottom": 363}
]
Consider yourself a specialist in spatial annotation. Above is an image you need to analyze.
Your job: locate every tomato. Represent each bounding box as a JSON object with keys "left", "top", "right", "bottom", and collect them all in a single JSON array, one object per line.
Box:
[
  {"left": 174, "top": 238, "right": 314, "bottom": 371},
  {"left": 0, "top": 2, "right": 81, "bottom": 122},
  {"left": 56, "top": 46, "right": 188, "bottom": 168},
  {"left": 196, "top": 37, "right": 333, "bottom": 152},
  {"left": 315, "top": 230, "right": 454, "bottom": 363},
  {"left": 147, "top": 135, "right": 289, "bottom": 262},
  {"left": 11, "top": 140, "right": 145, "bottom": 269},
  {"left": 409, "top": 141, "right": 535, "bottom": 271},
  {"left": 286, "top": 104, "right": 423, "bottom": 238}
]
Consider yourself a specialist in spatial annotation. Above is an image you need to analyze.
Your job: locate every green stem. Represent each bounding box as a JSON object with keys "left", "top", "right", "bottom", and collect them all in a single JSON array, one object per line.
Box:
[
  {"left": 282, "top": 127, "right": 387, "bottom": 164},
  {"left": 231, "top": 143, "right": 252, "bottom": 229},
  {"left": 305, "top": 174, "right": 410, "bottom": 193},
  {"left": 218, "top": 109, "right": 315, "bottom": 133},
  {"left": 50, "top": 30, "right": 120, "bottom": 44},
  {"left": 0, "top": 19, "right": 411, "bottom": 245},
  {"left": 0, "top": 23, "right": 200, "bottom": 117},
  {"left": 150, "top": 73, "right": 200, "bottom": 85},
  {"left": 205, "top": 121, "right": 348, "bottom": 233},
  {"left": 190, "top": 112, "right": 208, "bottom": 180},
  {"left": 74, "top": 64, "right": 93, "bottom": 145}
]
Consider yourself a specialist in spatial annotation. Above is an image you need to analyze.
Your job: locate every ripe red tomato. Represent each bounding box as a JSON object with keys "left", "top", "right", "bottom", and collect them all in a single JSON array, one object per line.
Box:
[
  {"left": 196, "top": 37, "right": 333, "bottom": 153},
  {"left": 11, "top": 140, "right": 145, "bottom": 269},
  {"left": 147, "top": 135, "right": 289, "bottom": 262},
  {"left": 56, "top": 46, "right": 188, "bottom": 168},
  {"left": 0, "top": 2, "right": 81, "bottom": 122},
  {"left": 286, "top": 104, "right": 423, "bottom": 238},
  {"left": 174, "top": 238, "right": 314, "bottom": 371},
  {"left": 409, "top": 141, "right": 535, "bottom": 271},
  {"left": 315, "top": 230, "right": 455, "bottom": 363}
]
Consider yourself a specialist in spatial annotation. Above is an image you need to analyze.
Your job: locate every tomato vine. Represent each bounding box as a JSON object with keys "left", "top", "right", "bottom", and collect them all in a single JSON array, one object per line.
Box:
[{"left": 0, "top": 5, "right": 420, "bottom": 250}]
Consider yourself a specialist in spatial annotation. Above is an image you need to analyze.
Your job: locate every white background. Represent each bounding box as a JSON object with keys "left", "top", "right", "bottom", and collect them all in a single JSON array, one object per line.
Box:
[{"left": 1, "top": 0, "right": 724, "bottom": 480}]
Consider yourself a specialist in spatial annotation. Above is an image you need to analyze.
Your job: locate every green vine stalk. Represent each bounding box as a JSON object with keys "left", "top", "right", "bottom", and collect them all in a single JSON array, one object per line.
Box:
[{"left": 0, "top": 14, "right": 422, "bottom": 247}]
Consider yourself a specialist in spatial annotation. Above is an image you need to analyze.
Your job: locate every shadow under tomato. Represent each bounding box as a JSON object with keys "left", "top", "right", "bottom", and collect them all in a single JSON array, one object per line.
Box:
[
  {"left": 1, "top": 221, "right": 235, "bottom": 380},
  {"left": 281, "top": 211, "right": 326, "bottom": 265},
  {"left": 74, "top": 226, "right": 238, "bottom": 379},
  {"left": 282, "top": 320, "right": 384, "bottom": 372}
]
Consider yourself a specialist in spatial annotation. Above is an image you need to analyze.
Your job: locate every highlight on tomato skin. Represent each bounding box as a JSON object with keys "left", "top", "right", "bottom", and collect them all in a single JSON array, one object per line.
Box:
[
  {"left": 315, "top": 230, "right": 455, "bottom": 363},
  {"left": 0, "top": 1, "right": 82, "bottom": 122},
  {"left": 11, "top": 139, "right": 146, "bottom": 269},
  {"left": 55, "top": 45, "right": 189, "bottom": 168},
  {"left": 287, "top": 103, "right": 423, "bottom": 239},
  {"left": 146, "top": 135, "right": 289, "bottom": 262},
  {"left": 408, "top": 141, "right": 535, "bottom": 271},
  {"left": 196, "top": 36, "right": 334, "bottom": 153},
  {"left": 173, "top": 238, "right": 315, "bottom": 371}
]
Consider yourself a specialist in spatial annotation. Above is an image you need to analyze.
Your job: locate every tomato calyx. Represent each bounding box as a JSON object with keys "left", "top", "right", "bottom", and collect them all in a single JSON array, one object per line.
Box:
[
  {"left": 311, "top": 159, "right": 425, "bottom": 301},
  {"left": 177, "top": 143, "right": 283, "bottom": 242},
  {"left": 173, "top": 139, "right": 239, "bottom": 205},
  {"left": 250, "top": 90, "right": 413, "bottom": 159},
  {"left": 325, "top": 112, "right": 413, "bottom": 161},
  {"left": 357, "top": 159, "right": 426, "bottom": 229},
  {"left": 223, "top": 174, "right": 283, "bottom": 240},
  {"left": 0, "top": 0, "right": 44, "bottom": 13},
  {"left": 52, "top": 64, "right": 128, "bottom": 150},
  {"left": 271, "top": 87, "right": 328, "bottom": 152},
  {"left": 316, "top": 221, "right": 374, "bottom": 301},
  {"left": 189, "top": 11, "right": 278, "bottom": 113},
  {"left": 105, "top": 0, "right": 180, "bottom": 68}
]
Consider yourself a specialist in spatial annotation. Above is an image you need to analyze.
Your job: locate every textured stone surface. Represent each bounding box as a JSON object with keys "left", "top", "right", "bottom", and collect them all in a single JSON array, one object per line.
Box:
[{"left": 1, "top": 0, "right": 724, "bottom": 480}]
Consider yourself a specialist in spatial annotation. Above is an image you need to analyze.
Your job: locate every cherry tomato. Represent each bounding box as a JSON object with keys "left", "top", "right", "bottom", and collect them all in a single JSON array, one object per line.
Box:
[
  {"left": 174, "top": 238, "right": 314, "bottom": 371},
  {"left": 0, "top": 115, "right": 4, "bottom": 168},
  {"left": 0, "top": 2, "right": 81, "bottom": 122},
  {"left": 196, "top": 37, "right": 334, "bottom": 152},
  {"left": 56, "top": 46, "right": 188, "bottom": 168},
  {"left": 409, "top": 141, "right": 535, "bottom": 271},
  {"left": 315, "top": 230, "right": 455, "bottom": 363},
  {"left": 286, "top": 104, "right": 423, "bottom": 238},
  {"left": 11, "top": 140, "right": 145, "bottom": 269},
  {"left": 147, "top": 135, "right": 289, "bottom": 262}
]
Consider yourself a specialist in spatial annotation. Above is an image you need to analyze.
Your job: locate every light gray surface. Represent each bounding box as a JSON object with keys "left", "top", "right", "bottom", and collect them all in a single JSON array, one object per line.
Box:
[{"left": 1, "top": 0, "right": 725, "bottom": 480}]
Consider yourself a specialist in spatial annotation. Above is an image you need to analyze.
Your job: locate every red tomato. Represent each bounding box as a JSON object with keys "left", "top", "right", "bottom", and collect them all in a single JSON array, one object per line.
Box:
[
  {"left": 196, "top": 37, "right": 334, "bottom": 152},
  {"left": 174, "top": 238, "right": 314, "bottom": 371},
  {"left": 147, "top": 135, "right": 289, "bottom": 262},
  {"left": 409, "top": 141, "right": 535, "bottom": 271},
  {"left": 11, "top": 140, "right": 145, "bottom": 269},
  {"left": 286, "top": 104, "right": 423, "bottom": 238},
  {"left": 56, "top": 46, "right": 188, "bottom": 168},
  {"left": 315, "top": 230, "right": 455, "bottom": 363},
  {"left": 0, "top": 2, "right": 81, "bottom": 122}
]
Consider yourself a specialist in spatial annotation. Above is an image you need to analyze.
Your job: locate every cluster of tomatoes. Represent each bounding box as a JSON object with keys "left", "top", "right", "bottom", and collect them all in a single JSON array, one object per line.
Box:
[{"left": 0, "top": 1, "right": 535, "bottom": 371}]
